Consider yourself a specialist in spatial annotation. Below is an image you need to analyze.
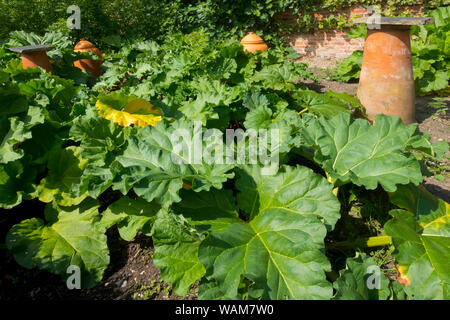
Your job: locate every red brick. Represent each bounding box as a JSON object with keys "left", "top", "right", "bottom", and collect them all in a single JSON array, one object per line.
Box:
[{"left": 284, "top": 4, "right": 424, "bottom": 59}]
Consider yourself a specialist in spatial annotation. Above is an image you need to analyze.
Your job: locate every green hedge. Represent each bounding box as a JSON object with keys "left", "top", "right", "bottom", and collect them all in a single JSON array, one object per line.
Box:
[{"left": 1, "top": 0, "right": 448, "bottom": 43}]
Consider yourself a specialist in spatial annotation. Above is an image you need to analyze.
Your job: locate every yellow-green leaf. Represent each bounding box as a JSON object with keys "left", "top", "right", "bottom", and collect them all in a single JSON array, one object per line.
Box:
[{"left": 96, "top": 93, "right": 163, "bottom": 127}]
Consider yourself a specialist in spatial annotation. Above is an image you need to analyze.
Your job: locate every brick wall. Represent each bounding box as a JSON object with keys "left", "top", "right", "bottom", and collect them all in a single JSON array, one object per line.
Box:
[
  {"left": 282, "top": 5, "right": 424, "bottom": 59},
  {"left": 291, "top": 30, "right": 365, "bottom": 59}
]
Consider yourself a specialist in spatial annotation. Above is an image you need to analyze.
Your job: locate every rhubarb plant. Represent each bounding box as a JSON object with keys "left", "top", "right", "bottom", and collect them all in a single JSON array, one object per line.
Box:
[{"left": 1, "top": 31, "right": 449, "bottom": 300}]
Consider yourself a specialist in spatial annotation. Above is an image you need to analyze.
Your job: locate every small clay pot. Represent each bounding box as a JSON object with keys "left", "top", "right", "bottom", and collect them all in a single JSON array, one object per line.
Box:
[
  {"left": 74, "top": 40, "right": 103, "bottom": 77},
  {"left": 240, "top": 32, "right": 268, "bottom": 53},
  {"left": 22, "top": 51, "right": 54, "bottom": 74}
]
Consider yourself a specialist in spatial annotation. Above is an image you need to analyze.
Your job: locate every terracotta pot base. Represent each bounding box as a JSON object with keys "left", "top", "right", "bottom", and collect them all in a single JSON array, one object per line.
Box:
[
  {"left": 10, "top": 45, "right": 55, "bottom": 74},
  {"left": 21, "top": 51, "right": 54, "bottom": 73}
]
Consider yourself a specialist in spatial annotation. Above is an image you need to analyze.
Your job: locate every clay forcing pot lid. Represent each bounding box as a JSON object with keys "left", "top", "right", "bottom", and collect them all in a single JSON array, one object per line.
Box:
[
  {"left": 75, "top": 39, "right": 96, "bottom": 50},
  {"left": 10, "top": 44, "right": 54, "bottom": 53},
  {"left": 353, "top": 17, "right": 434, "bottom": 26},
  {"left": 241, "top": 32, "right": 266, "bottom": 45}
]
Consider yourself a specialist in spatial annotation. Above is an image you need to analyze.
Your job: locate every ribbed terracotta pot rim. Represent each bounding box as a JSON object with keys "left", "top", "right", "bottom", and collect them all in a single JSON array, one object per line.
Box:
[
  {"left": 241, "top": 32, "right": 266, "bottom": 44},
  {"left": 74, "top": 39, "right": 97, "bottom": 50},
  {"left": 74, "top": 39, "right": 103, "bottom": 59}
]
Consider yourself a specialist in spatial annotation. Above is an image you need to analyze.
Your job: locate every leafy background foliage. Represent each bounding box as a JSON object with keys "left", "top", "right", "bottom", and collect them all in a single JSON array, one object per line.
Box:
[{"left": 0, "top": 1, "right": 447, "bottom": 42}]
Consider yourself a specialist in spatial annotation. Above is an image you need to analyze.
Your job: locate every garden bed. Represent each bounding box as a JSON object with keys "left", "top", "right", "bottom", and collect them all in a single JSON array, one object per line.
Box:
[
  {"left": 1, "top": 2, "right": 449, "bottom": 299},
  {"left": 1, "top": 55, "right": 448, "bottom": 299}
]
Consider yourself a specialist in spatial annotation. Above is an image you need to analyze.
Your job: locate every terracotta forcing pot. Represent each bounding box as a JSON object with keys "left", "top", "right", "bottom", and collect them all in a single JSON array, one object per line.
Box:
[
  {"left": 74, "top": 40, "right": 103, "bottom": 77},
  {"left": 357, "top": 27, "right": 416, "bottom": 124},
  {"left": 241, "top": 32, "right": 268, "bottom": 53},
  {"left": 355, "top": 17, "right": 434, "bottom": 125},
  {"left": 10, "top": 45, "right": 55, "bottom": 74},
  {"left": 22, "top": 51, "right": 54, "bottom": 74}
]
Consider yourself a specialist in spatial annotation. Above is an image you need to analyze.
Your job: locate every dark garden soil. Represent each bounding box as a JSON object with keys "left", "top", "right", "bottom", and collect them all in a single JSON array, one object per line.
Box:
[
  {"left": 0, "top": 200, "right": 197, "bottom": 301},
  {"left": 1, "top": 56, "right": 448, "bottom": 300}
]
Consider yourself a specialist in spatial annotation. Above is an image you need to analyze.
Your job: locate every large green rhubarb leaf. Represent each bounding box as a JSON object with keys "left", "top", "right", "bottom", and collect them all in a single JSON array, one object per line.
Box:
[
  {"left": 242, "top": 90, "right": 270, "bottom": 110},
  {"left": 236, "top": 165, "right": 341, "bottom": 229},
  {"left": 70, "top": 114, "right": 132, "bottom": 198},
  {"left": 37, "top": 146, "right": 89, "bottom": 206},
  {"left": 251, "top": 65, "right": 297, "bottom": 91},
  {"left": 386, "top": 185, "right": 450, "bottom": 299},
  {"left": 333, "top": 253, "right": 390, "bottom": 300},
  {"left": 6, "top": 199, "right": 109, "bottom": 288},
  {"left": 199, "top": 208, "right": 332, "bottom": 300},
  {"left": 180, "top": 77, "right": 241, "bottom": 124},
  {"left": 177, "top": 165, "right": 339, "bottom": 300},
  {"left": 243, "top": 105, "right": 273, "bottom": 130},
  {"left": 0, "top": 85, "right": 28, "bottom": 117},
  {"left": 302, "top": 113, "right": 423, "bottom": 192},
  {"left": 390, "top": 184, "right": 450, "bottom": 227},
  {"left": 156, "top": 168, "right": 338, "bottom": 300},
  {"left": 198, "top": 280, "right": 241, "bottom": 300},
  {"left": 330, "top": 50, "right": 363, "bottom": 82},
  {"left": 0, "top": 159, "right": 37, "bottom": 209},
  {"left": 99, "top": 196, "right": 160, "bottom": 241},
  {"left": 70, "top": 114, "right": 131, "bottom": 167},
  {"left": 173, "top": 188, "right": 241, "bottom": 233},
  {"left": 152, "top": 210, "right": 206, "bottom": 296},
  {"left": 115, "top": 120, "right": 234, "bottom": 206},
  {"left": 0, "top": 79, "right": 32, "bottom": 164},
  {"left": 406, "top": 127, "right": 449, "bottom": 159},
  {"left": 153, "top": 189, "right": 240, "bottom": 297},
  {"left": 0, "top": 105, "right": 45, "bottom": 164},
  {"left": 293, "top": 89, "right": 351, "bottom": 119},
  {"left": 243, "top": 107, "right": 304, "bottom": 154}
]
